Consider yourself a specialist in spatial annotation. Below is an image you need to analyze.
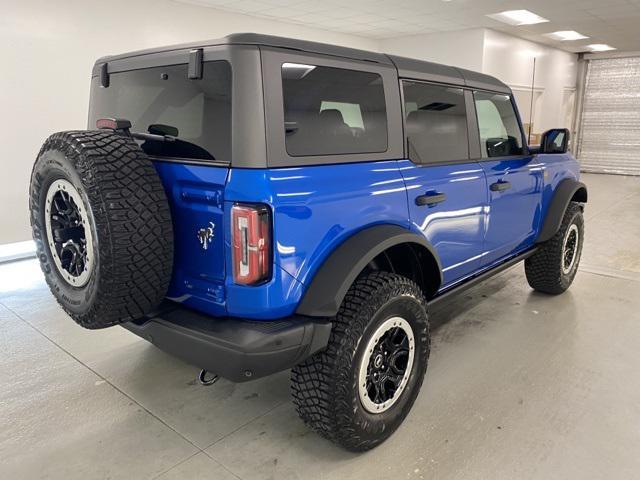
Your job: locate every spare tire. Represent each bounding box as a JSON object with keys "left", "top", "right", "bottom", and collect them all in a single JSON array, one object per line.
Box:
[{"left": 29, "top": 130, "right": 174, "bottom": 329}]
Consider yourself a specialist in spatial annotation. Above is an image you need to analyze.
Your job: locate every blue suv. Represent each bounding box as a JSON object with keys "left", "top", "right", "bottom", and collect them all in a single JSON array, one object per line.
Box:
[{"left": 29, "top": 34, "right": 587, "bottom": 451}]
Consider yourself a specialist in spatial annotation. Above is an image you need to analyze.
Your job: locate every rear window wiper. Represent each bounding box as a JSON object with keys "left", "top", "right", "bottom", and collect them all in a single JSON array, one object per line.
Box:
[
  {"left": 96, "top": 118, "right": 215, "bottom": 160},
  {"left": 96, "top": 118, "right": 176, "bottom": 143}
]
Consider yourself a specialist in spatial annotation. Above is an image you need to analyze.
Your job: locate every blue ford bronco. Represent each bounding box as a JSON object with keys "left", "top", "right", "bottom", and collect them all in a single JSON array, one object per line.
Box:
[{"left": 29, "top": 34, "right": 587, "bottom": 451}]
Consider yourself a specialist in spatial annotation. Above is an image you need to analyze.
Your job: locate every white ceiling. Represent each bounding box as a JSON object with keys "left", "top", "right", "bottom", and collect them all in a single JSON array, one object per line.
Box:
[{"left": 174, "top": 0, "right": 640, "bottom": 53}]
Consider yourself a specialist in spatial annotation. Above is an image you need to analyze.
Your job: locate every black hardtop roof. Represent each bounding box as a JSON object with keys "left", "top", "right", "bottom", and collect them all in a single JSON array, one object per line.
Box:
[{"left": 96, "top": 32, "right": 510, "bottom": 93}]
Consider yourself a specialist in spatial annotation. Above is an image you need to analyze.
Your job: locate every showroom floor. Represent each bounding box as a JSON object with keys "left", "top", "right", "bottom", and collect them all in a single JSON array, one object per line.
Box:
[{"left": 1, "top": 173, "right": 639, "bottom": 480}]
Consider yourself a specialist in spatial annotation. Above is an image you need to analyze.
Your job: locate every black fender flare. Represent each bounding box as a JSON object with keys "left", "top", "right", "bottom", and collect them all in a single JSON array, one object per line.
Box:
[
  {"left": 537, "top": 179, "right": 588, "bottom": 243},
  {"left": 296, "top": 225, "right": 443, "bottom": 318}
]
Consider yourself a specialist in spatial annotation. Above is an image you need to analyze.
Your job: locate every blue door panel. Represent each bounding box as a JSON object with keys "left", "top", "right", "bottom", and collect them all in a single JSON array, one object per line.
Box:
[
  {"left": 480, "top": 156, "right": 544, "bottom": 267},
  {"left": 397, "top": 159, "right": 487, "bottom": 287}
]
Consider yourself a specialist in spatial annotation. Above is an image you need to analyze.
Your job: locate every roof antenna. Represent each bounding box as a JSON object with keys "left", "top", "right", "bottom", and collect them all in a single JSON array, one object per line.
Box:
[{"left": 528, "top": 56, "right": 536, "bottom": 145}]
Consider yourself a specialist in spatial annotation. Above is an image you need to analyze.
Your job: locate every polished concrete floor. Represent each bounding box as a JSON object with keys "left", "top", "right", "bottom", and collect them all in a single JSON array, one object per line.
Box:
[{"left": 1, "top": 172, "right": 639, "bottom": 479}]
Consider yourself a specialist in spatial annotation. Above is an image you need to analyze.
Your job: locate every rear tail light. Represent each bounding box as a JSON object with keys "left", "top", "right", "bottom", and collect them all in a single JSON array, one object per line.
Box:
[{"left": 231, "top": 204, "right": 271, "bottom": 285}]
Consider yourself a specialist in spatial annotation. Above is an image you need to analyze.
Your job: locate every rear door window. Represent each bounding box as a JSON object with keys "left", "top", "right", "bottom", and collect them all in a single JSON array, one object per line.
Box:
[
  {"left": 402, "top": 81, "right": 469, "bottom": 164},
  {"left": 282, "top": 63, "right": 387, "bottom": 156},
  {"left": 473, "top": 91, "right": 524, "bottom": 158},
  {"left": 88, "top": 61, "right": 231, "bottom": 162}
]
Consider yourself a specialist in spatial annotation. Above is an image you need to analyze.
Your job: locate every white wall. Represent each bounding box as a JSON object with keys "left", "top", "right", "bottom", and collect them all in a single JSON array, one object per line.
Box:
[
  {"left": 379, "top": 29, "right": 578, "bottom": 135},
  {"left": 481, "top": 29, "right": 578, "bottom": 134},
  {"left": 381, "top": 29, "right": 485, "bottom": 71},
  {"left": 0, "top": 0, "right": 378, "bottom": 244}
]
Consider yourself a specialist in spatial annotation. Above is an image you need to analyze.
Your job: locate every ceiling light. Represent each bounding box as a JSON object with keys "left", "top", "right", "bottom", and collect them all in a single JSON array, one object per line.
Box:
[
  {"left": 544, "top": 31, "right": 589, "bottom": 41},
  {"left": 486, "top": 10, "right": 549, "bottom": 26},
  {"left": 586, "top": 44, "right": 617, "bottom": 52}
]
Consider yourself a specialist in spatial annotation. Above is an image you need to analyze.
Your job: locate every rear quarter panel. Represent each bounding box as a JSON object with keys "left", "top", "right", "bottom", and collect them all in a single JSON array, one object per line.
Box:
[{"left": 224, "top": 160, "right": 411, "bottom": 318}]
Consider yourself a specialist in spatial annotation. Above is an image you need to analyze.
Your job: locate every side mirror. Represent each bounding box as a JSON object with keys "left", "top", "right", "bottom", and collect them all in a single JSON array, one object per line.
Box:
[
  {"left": 486, "top": 136, "right": 521, "bottom": 157},
  {"left": 540, "top": 128, "right": 570, "bottom": 154}
]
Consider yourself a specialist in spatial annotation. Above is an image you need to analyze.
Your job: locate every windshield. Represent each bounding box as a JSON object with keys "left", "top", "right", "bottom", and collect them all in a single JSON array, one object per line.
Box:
[{"left": 88, "top": 61, "right": 231, "bottom": 162}]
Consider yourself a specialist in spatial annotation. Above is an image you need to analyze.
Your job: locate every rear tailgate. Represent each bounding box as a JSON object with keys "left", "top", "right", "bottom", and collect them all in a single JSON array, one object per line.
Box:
[
  {"left": 88, "top": 59, "right": 233, "bottom": 315},
  {"left": 154, "top": 162, "right": 229, "bottom": 315}
]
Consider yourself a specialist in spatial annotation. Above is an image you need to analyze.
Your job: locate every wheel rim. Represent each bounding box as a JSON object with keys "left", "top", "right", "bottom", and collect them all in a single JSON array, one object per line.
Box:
[
  {"left": 562, "top": 224, "right": 579, "bottom": 275},
  {"left": 358, "top": 316, "right": 415, "bottom": 414},
  {"left": 44, "top": 179, "right": 94, "bottom": 287}
]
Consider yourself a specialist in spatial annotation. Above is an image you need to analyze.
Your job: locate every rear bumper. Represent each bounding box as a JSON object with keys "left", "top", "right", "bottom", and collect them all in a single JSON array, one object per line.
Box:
[{"left": 122, "top": 303, "right": 331, "bottom": 382}]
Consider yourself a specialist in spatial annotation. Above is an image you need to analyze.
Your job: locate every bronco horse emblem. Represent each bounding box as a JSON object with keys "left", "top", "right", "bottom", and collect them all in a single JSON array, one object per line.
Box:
[{"left": 197, "top": 222, "right": 215, "bottom": 250}]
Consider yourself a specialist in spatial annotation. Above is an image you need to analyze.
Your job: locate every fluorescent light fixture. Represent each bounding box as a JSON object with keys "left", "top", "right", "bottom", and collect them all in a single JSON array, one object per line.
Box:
[
  {"left": 487, "top": 10, "right": 549, "bottom": 26},
  {"left": 545, "top": 30, "right": 589, "bottom": 41},
  {"left": 586, "top": 44, "right": 616, "bottom": 52}
]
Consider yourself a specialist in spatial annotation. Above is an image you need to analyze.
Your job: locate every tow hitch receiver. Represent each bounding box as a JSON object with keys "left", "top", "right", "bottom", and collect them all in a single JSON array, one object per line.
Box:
[{"left": 198, "top": 369, "right": 219, "bottom": 386}]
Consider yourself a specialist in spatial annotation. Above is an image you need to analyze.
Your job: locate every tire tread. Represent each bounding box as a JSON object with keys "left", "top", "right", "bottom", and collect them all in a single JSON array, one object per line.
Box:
[
  {"left": 30, "top": 130, "right": 173, "bottom": 329},
  {"left": 525, "top": 201, "right": 583, "bottom": 294},
  {"left": 291, "top": 271, "right": 429, "bottom": 451}
]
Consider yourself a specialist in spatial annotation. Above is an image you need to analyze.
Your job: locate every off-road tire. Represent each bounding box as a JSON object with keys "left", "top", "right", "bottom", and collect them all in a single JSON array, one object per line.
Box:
[
  {"left": 291, "top": 272, "right": 430, "bottom": 451},
  {"left": 525, "top": 201, "right": 584, "bottom": 294},
  {"left": 29, "top": 130, "right": 173, "bottom": 329}
]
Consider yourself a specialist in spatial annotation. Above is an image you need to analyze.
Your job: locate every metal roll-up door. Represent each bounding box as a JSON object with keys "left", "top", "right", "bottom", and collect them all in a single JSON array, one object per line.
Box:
[{"left": 577, "top": 56, "right": 640, "bottom": 175}]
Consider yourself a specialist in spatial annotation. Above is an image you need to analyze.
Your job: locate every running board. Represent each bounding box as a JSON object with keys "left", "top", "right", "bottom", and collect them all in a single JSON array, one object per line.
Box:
[{"left": 429, "top": 248, "right": 538, "bottom": 309}]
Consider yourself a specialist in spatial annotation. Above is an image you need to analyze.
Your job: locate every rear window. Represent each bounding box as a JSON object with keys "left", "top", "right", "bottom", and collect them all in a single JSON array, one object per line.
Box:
[
  {"left": 88, "top": 61, "right": 231, "bottom": 162},
  {"left": 281, "top": 63, "right": 387, "bottom": 157}
]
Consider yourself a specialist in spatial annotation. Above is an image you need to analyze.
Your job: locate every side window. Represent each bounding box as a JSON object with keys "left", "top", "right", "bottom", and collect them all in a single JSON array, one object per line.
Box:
[
  {"left": 473, "top": 91, "right": 524, "bottom": 158},
  {"left": 282, "top": 63, "right": 387, "bottom": 156},
  {"left": 402, "top": 81, "right": 469, "bottom": 164}
]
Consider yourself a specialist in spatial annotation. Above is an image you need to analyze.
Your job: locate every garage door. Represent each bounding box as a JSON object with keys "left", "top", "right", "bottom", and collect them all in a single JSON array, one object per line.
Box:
[{"left": 577, "top": 57, "right": 640, "bottom": 175}]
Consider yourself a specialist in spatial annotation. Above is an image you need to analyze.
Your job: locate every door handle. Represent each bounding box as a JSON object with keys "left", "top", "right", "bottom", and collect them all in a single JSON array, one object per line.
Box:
[
  {"left": 415, "top": 192, "right": 446, "bottom": 207},
  {"left": 490, "top": 180, "right": 512, "bottom": 192}
]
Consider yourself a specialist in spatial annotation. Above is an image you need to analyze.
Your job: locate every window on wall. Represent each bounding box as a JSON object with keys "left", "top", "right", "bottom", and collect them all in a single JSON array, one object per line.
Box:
[
  {"left": 473, "top": 91, "right": 524, "bottom": 158},
  {"left": 402, "top": 81, "right": 469, "bottom": 164},
  {"left": 282, "top": 63, "right": 387, "bottom": 156}
]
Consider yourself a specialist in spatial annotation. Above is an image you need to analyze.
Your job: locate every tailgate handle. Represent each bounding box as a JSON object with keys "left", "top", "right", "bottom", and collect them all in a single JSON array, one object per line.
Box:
[{"left": 180, "top": 189, "right": 221, "bottom": 206}]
